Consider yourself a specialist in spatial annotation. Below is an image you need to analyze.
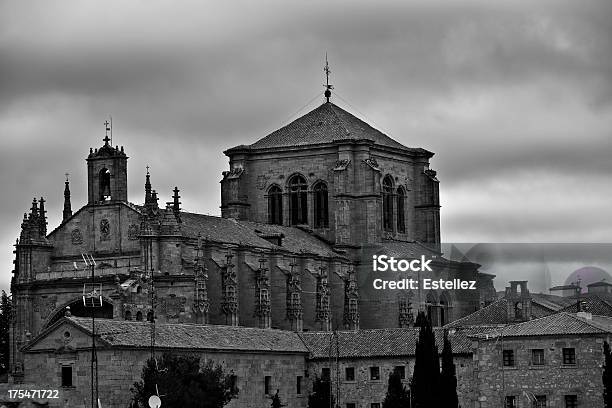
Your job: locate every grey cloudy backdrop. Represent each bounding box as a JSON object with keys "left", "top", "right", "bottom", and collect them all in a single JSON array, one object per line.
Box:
[{"left": 1, "top": 0, "right": 611, "bottom": 292}]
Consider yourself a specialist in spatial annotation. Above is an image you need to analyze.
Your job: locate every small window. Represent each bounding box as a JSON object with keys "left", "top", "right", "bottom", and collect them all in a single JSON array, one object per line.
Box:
[
  {"left": 321, "top": 367, "right": 331, "bottom": 380},
  {"left": 562, "top": 348, "right": 576, "bottom": 365},
  {"left": 370, "top": 366, "right": 380, "bottom": 381},
  {"left": 230, "top": 375, "right": 238, "bottom": 394},
  {"left": 124, "top": 311, "right": 132, "bottom": 320},
  {"left": 505, "top": 396, "right": 517, "bottom": 408},
  {"left": 296, "top": 376, "right": 302, "bottom": 395},
  {"left": 382, "top": 176, "right": 394, "bottom": 232},
  {"left": 533, "top": 395, "right": 546, "bottom": 408},
  {"left": 346, "top": 404, "right": 356, "bottom": 408},
  {"left": 531, "top": 349, "right": 545, "bottom": 366},
  {"left": 61, "top": 366, "right": 73, "bottom": 387},
  {"left": 371, "top": 404, "right": 381, "bottom": 408},
  {"left": 264, "top": 376, "right": 271, "bottom": 395},
  {"left": 502, "top": 350, "right": 515, "bottom": 367},
  {"left": 394, "top": 365, "right": 406, "bottom": 379},
  {"left": 136, "top": 311, "right": 143, "bottom": 321},
  {"left": 564, "top": 395, "right": 577, "bottom": 408},
  {"left": 345, "top": 367, "right": 355, "bottom": 381}
]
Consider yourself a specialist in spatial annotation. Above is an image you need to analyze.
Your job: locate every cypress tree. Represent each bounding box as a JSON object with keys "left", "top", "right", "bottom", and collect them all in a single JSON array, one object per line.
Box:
[
  {"left": 603, "top": 341, "right": 612, "bottom": 408},
  {"left": 308, "top": 376, "right": 334, "bottom": 408},
  {"left": 382, "top": 366, "right": 410, "bottom": 408},
  {"left": 410, "top": 311, "right": 439, "bottom": 408},
  {"left": 439, "top": 331, "right": 459, "bottom": 408}
]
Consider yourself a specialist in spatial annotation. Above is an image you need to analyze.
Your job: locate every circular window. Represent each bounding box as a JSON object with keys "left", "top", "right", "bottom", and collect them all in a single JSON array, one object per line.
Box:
[{"left": 63, "top": 331, "right": 71, "bottom": 339}]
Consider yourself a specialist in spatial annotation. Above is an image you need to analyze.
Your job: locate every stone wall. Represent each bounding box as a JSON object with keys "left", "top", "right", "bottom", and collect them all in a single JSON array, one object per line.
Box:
[
  {"left": 307, "top": 354, "right": 474, "bottom": 408},
  {"left": 473, "top": 334, "right": 609, "bottom": 408},
  {"left": 24, "top": 347, "right": 308, "bottom": 408}
]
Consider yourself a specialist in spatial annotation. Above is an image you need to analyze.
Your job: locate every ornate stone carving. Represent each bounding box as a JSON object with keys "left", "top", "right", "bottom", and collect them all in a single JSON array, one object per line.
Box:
[
  {"left": 71, "top": 228, "right": 83, "bottom": 245},
  {"left": 333, "top": 159, "right": 351, "bottom": 171},
  {"left": 193, "top": 237, "right": 209, "bottom": 316},
  {"left": 286, "top": 261, "right": 303, "bottom": 321},
  {"left": 316, "top": 266, "right": 331, "bottom": 323},
  {"left": 100, "top": 219, "right": 110, "bottom": 241},
  {"left": 254, "top": 257, "right": 271, "bottom": 327},
  {"left": 398, "top": 294, "right": 414, "bottom": 328},
  {"left": 343, "top": 269, "right": 359, "bottom": 329},
  {"left": 127, "top": 224, "right": 139, "bottom": 240},
  {"left": 221, "top": 252, "right": 238, "bottom": 316},
  {"left": 160, "top": 295, "right": 186, "bottom": 318},
  {"left": 256, "top": 175, "right": 270, "bottom": 190},
  {"left": 34, "top": 295, "right": 57, "bottom": 319},
  {"left": 363, "top": 157, "right": 380, "bottom": 171}
]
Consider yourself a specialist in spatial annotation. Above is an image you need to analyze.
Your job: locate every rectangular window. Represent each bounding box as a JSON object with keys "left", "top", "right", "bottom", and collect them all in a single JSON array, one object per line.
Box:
[
  {"left": 505, "top": 396, "right": 517, "bottom": 408},
  {"left": 230, "top": 375, "right": 238, "bottom": 393},
  {"left": 531, "top": 349, "right": 545, "bottom": 366},
  {"left": 264, "top": 376, "right": 271, "bottom": 395},
  {"left": 503, "top": 350, "right": 515, "bottom": 367},
  {"left": 321, "top": 367, "right": 331, "bottom": 380},
  {"left": 61, "top": 365, "right": 72, "bottom": 387},
  {"left": 370, "top": 366, "right": 380, "bottom": 380},
  {"left": 565, "top": 395, "right": 577, "bottom": 408},
  {"left": 533, "top": 395, "right": 546, "bottom": 408},
  {"left": 296, "top": 376, "right": 302, "bottom": 395},
  {"left": 563, "top": 348, "right": 576, "bottom": 365},
  {"left": 394, "top": 365, "right": 406, "bottom": 379},
  {"left": 345, "top": 367, "right": 355, "bottom": 381}
]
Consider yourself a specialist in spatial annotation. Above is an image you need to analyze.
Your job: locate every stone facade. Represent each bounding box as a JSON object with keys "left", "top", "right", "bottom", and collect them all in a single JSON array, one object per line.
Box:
[{"left": 472, "top": 334, "right": 608, "bottom": 408}]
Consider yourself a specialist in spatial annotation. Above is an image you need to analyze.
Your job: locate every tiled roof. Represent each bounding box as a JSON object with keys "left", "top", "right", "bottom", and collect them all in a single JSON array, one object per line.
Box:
[
  {"left": 473, "top": 312, "right": 612, "bottom": 339},
  {"left": 559, "top": 294, "right": 612, "bottom": 316},
  {"left": 180, "top": 212, "right": 342, "bottom": 259},
  {"left": 299, "top": 328, "right": 471, "bottom": 359},
  {"left": 445, "top": 299, "right": 510, "bottom": 328},
  {"left": 375, "top": 241, "right": 442, "bottom": 259},
  {"left": 231, "top": 102, "right": 429, "bottom": 154},
  {"left": 65, "top": 317, "right": 309, "bottom": 353},
  {"left": 445, "top": 293, "right": 575, "bottom": 328}
]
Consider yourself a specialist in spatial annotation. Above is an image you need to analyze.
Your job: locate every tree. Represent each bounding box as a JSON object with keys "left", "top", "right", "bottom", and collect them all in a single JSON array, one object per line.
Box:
[
  {"left": 382, "top": 366, "right": 410, "bottom": 408},
  {"left": 410, "top": 311, "right": 440, "bottom": 408},
  {"left": 307, "top": 376, "right": 334, "bottom": 408},
  {"left": 271, "top": 389, "right": 283, "bottom": 408},
  {"left": 131, "top": 353, "right": 238, "bottom": 408},
  {"left": 439, "top": 331, "right": 459, "bottom": 408},
  {"left": 604, "top": 341, "right": 612, "bottom": 408},
  {"left": 0, "top": 291, "right": 12, "bottom": 378}
]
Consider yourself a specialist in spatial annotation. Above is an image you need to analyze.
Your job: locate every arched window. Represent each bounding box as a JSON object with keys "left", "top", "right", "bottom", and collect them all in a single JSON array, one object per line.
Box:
[
  {"left": 136, "top": 311, "right": 143, "bottom": 321},
  {"left": 99, "top": 168, "right": 111, "bottom": 201},
  {"left": 313, "top": 181, "right": 329, "bottom": 228},
  {"left": 288, "top": 175, "right": 308, "bottom": 225},
  {"left": 397, "top": 186, "right": 406, "bottom": 233},
  {"left": 382, "top": 176, "right": 394, "bottom": 231},
  {"left": 124, "top": 311, "right": 132, "bottom": 321},
  {"left": 147, "top": 310, "right": 154, "bottom": 322},
  {"left": 267, "top": 185, "right": 283, "bottom": 225}
]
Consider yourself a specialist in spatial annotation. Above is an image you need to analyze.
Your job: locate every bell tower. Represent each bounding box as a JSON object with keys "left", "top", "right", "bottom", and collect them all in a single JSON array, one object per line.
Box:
[{"left": 86, "top": 122, "right": 128, "bottom": 204}]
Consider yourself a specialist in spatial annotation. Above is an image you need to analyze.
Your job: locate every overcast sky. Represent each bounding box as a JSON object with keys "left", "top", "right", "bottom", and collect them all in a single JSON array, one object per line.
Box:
[{"left": 1, "top": 0, "right": 611, "bottom": 293}]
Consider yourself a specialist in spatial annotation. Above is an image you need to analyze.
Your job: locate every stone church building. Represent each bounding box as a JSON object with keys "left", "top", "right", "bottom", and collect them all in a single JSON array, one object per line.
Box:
[{"left": 9, "top": 98, "right": 494, "bottom": 397}]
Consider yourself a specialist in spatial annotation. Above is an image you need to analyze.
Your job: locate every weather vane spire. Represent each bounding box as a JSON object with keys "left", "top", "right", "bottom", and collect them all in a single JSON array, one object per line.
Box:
[
  {"left": 103, "top": 120, "right": 111, "bottom": 145},
  {"left": 324, "top": 53, "right": 333, "bottom": 103}
]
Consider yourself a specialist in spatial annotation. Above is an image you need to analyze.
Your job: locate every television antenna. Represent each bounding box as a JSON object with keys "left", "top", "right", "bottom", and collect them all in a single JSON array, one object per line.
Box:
[{"left": 82, "top": 253, "right": 103, "bottom": 408}]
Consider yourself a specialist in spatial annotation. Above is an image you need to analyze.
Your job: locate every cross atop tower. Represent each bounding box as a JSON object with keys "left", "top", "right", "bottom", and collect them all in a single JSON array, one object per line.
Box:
[
  {"left": 103, "top": 120, "right": 111, "bottom": 145},
  {"left": 324, "top": 53, "right": 334, "bottom": 103}
]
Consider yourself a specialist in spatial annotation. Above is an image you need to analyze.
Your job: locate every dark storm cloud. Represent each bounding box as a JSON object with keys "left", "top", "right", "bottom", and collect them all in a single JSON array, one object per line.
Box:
[{"left": 1, "top": 0, "right": 611, "bottom": 291}]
